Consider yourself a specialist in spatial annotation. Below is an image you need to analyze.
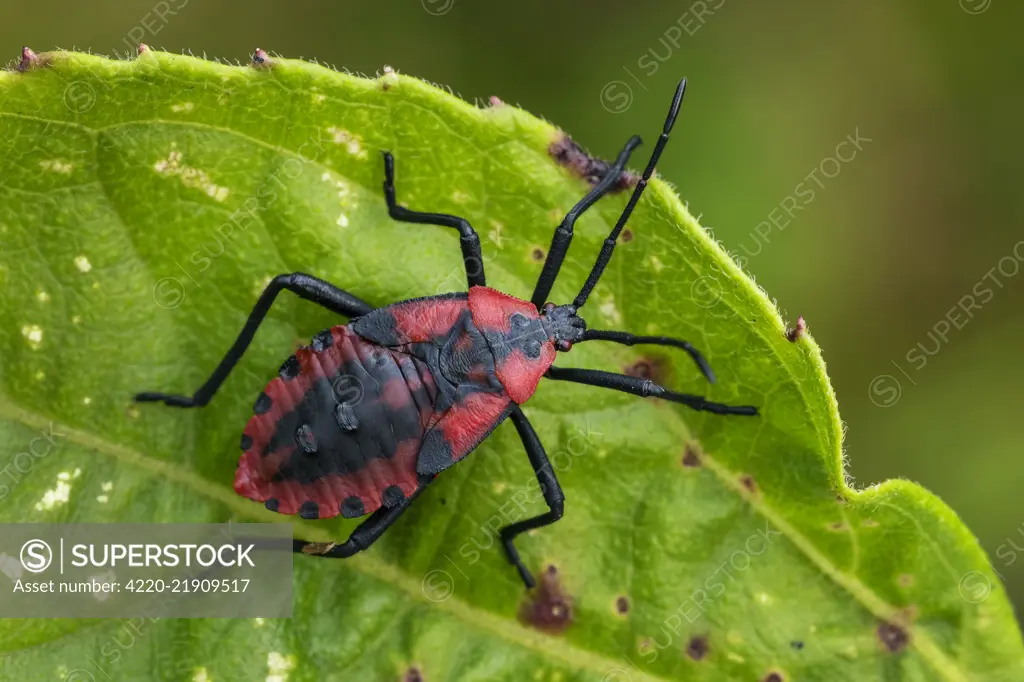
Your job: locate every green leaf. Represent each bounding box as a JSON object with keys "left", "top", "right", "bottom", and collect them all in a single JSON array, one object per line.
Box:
[{"left": 0, "top": 49, "right": 1020, "bottom": 681}]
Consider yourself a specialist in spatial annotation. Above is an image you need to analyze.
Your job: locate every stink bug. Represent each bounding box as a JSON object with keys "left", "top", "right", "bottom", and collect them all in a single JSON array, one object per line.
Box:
[{"left": 136, "top": 78, "right": 757, "bottom": 588}]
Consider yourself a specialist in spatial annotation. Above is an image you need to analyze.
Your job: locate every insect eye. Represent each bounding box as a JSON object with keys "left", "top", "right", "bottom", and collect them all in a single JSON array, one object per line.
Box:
[{"left": 556, "top": 340, "right": 573, "bottom": 352}]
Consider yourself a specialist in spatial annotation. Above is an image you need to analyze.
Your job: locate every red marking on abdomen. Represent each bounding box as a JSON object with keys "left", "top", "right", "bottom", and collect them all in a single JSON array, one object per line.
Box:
[
  {"left": 236, "top": 437, "right": 422, "bottom": 518},
  {"left": 235, "top": 325, "right": 432, "bottom": 519},
  {"left": 381, "top": 377, "right": 411, "bottom": 411}
]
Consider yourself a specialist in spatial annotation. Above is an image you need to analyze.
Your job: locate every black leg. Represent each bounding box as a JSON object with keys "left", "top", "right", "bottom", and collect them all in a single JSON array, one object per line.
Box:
[
  {"left": 135, "top": 272, "right": 373, "bottom": 408},
  {"left": 574, "top": 78, "right": 687, "bottom": 309},
  {"left": 382, "top": 151, "right": 485, "bottom": 288},
  {"left": 530, "top": 135, "right": 643, "bottom": 309},
  {"left": 546, "top": 365, "right": 757, "bottom": 416},
  {"left": 293, "top": 478, "right": 431, "bottom": 558},
  {"left": 499, "top": 405, "right": 565, "bottom": 589},
  {"left": 579, "top": 329, "right": 716, "bottom": 384}
]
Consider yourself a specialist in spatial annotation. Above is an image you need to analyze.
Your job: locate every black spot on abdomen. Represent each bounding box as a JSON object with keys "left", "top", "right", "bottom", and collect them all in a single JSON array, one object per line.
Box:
[
  {"left": 267, "top": 332, "right": 435, "bottom": 487},
  {"left": 341, "top": 496, "right": 364, "bottom": 518},
  {"left": 299, "top": 500, "right": 319, "bottom": 519},
  {"left": 279, "top": 355, "right": 300, "bottom": 380},
  {"left": 254, "top": 392, "right": 273, "bottom": 414},
  {"left": 382, "top": 485, "right": 405, "bottom": 507}
]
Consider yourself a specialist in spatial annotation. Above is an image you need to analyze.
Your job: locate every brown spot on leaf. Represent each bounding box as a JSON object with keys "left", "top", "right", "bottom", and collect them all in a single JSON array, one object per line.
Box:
[
  {"left": 898, "top": 574, "right": 915, "bottom": 588},
  {"left": 615, "top": 596, "right": 630, "bottom": 614},
  {"left": 785, "top": 316, "right": 807, "bottom": 342},
  {"left": 621, "top": 228, "right": 634, "bottom": 242},
  {"left": 17, "top": 46, "right": 42, "bottom": 71},
  {"left": 898, "top": 605, "right": 920, "bottom": 622},
  {"left": 682, "top": 442, "right": 702, "bottom": 468},
  {"left": 251, "top": 48, "right": 273, "bottom": 69},
  {"left": 403, "top": 667, "right": 424, "bottom": 682},
  {"left": 531, "top": 247, "right": 546, "bottom": 261},
  {"left": 380, "top": 65, "right": 397, "bottom": 90},
  {"left": 549, "top": 134, "right": 637, "bottom": 192},
  {"left": 739, "top": 474, "right": 758, "bottom": 494},
  {"left": 624, "top": 356, "right": 666, "bottom": 384},
  {"left": 877, "top": 621, "right": 910, "bottom": 652},
  {"left": 861, "top": 519, "right": 880, "bottom": 528},
  {"left": 829, "top": 521, "right": 848, "bottom": 531},
  {"left": 520, "top": 565, "right": 572, "bottom": 634},
  {"left": 762, "top": 672, "right": 785, "bottom": 682},
  {"left": 685, "top": 634, "right": 709, "bottom": 661}
]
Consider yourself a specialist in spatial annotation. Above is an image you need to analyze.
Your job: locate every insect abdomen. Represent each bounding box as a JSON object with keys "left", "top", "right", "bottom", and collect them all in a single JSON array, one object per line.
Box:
[{"left": 234, "top": 325, "right": 438, "bottom": 520}]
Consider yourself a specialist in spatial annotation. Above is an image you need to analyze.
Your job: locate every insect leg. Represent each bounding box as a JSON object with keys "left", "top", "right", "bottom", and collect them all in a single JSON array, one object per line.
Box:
[
  {"left": 293, "top": 477, "right": 432, "bottom": 558},
  {"left": 135, "top": 273, "right": 373, "bottom": 408},
  {"left": 545, "top": 366, "right": 758, "bottom": 416},
  {"left": 381, "top": 151, "right": 486, "bottom": 288},
  {"left": 577, "top": 329, "right": 716, "bottom": 383},
  {"left": 531, "top": 135, "right": 642, "bottom": 309},
  {"left": 498, "top": 405, "right": 565, "bottom": 589}
]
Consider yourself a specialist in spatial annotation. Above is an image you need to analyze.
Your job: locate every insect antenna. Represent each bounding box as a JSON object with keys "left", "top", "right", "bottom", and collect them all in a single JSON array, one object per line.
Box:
[{"left": 573, "top": 77, "right": 687, "bottom": 310}]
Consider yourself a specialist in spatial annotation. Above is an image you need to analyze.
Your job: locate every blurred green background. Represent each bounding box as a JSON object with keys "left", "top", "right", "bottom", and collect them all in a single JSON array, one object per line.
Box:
[{"left": 2, "top": 0, "right": 1021, "bottom": 619}]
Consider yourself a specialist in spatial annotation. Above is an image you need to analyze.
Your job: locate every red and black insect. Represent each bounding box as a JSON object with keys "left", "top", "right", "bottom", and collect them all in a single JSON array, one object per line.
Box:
[{"left": 136, "top": 79, "right": 757, "bottom": 588}]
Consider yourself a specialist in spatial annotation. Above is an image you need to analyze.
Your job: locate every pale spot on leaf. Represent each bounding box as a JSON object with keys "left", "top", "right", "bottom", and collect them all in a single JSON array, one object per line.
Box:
[
  {"left": 39, "top": 159, "right": 73, "bottom": 174},
  {"left": 74, "top": 255, "right": 92, "bottom": 273},
  {"left": 36, "top": 475, "right": 73, "bottom": 511},
  {"left": 153, "top": 147, "right": 230, "bottom": 202},
  {"left": 21, "top": 325, "right": 43, "bottom": 349},
  {"left": 599, "top": 297, "right": 622, "bottom": 325},
  {"left": 326, "top": 127, "right": 368, "bottom": 159},
  {"left": 266, "top": 652, "right": 295, "bottom": 682}
]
